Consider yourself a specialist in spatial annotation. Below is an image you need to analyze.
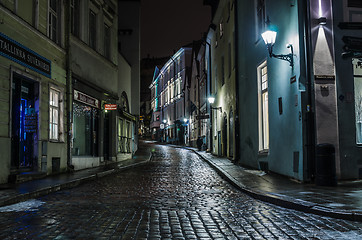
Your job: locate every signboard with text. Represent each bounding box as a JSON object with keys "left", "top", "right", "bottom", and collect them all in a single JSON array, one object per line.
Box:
[
  {"left": 0, "top": 32, "right": 51, "bottom": 78},
  {"left": 74, "top": 90, "right": 100, "bottom": 108},
  {"left": 104, "top": 104, "right": 117, "bottom": 110}
]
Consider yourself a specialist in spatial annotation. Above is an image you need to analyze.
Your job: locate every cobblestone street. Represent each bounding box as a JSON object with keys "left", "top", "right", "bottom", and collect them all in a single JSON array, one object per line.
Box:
[{"left": 1, "top": 144, "right": 362, "bottom": 239}]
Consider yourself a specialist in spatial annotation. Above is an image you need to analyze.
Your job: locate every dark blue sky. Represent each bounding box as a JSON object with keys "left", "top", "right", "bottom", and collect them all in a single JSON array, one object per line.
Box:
[{"left": 141, "top": 0, "right": 211, "bottom": 58}]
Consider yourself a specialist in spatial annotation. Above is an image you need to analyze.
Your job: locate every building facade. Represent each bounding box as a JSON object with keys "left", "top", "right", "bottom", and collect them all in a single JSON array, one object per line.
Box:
[
  {"left": 235, "top": 0, "right": 362, "bottom": 181},
  {"left": 208, "top": 0, "right": 237, "bottom": 159},
  {"left": 1, "top": 0, "right": 67, "bottom": 183},
  {"left": 150, "top": 47, "right": 192, "bottom": 145},
  {"left": 0, "top": 0, "right": 140, "bottom": 183}
]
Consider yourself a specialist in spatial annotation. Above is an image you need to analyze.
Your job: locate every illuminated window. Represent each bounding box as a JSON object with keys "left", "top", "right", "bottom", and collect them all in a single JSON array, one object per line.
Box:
[
  {"left": 219, "top": 19, "right": 224, "bottom": 38},
  {"left": 49, "top": 88, "right": 60, "bottom": 141},
  {"left": 221, "top": 56, "right": 225, "bottom": 86},
  {"left": 258, "top": 61, "right": 269, "bottom": 151}
]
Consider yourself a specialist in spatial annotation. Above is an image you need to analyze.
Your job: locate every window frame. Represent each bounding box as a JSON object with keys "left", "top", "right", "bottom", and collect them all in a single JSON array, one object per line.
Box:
[
  {"left": 257, "top": 61, "right": 269, "bottom": 152},
  {"left": 49, "top": 86, "right": 64, "bottom": 142},
  {"left": 255, "top": 0, "right": 266, "bottom": 41},
  {"left": 48, "top": 0, "right": 61, "bottom": 44},
  {"left": 89, "top": 9, "right": 97, "bottom": 50}
]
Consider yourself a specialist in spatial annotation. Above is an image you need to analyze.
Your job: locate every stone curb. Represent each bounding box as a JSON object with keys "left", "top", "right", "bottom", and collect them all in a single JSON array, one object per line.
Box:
[
  {"left": 0, "top": 153, "right": 152, "bottom": 208},
  {"left": 190, "top": 149, "right": 362, "bottom": 222}
]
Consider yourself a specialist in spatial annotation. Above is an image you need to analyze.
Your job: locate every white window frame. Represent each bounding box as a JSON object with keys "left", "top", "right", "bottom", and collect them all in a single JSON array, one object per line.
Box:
[
  {"left": 49, "top": 86, "right": 64, "bottom": 142},
  {"left": 258, "top": 61, "right": 269, "bottom": 152}
]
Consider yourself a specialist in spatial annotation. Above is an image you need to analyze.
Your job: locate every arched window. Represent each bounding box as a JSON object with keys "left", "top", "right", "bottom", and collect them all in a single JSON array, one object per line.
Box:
[{"left": 121, "top": 91, "right": 129, "bottom": 113}]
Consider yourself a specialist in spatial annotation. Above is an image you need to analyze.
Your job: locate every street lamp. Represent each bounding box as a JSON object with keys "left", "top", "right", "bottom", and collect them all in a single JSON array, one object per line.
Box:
[
  {"left": 207, "top": 96, "right": 222, "bottom": 112},
  {"left": 261, "top": 19, "right": 294, "bottom": 67}
]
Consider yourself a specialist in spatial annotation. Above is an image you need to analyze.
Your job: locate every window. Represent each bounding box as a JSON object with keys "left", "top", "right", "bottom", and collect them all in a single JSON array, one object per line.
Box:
[
  {"left": 48, "top": 0, "right": 60, "bottom": 43},
  {"left": 344, "top": 0, "right": 362, "bottom": 21},
  {"left": 89, "top": 10, "right": 97, "bottom": 50},
  {"left": 18, "top": 0, "right": 34, "bottom": 25},
  {"left": 104, "top": 24, "right": 111, "bottom": 59},
  {"left": 71, "top": 0, "right": 80, "bottom": 37},
  {"left": 49, "top": 87, "right": 64, "bottom": 142},
  {"left": 221, "top": 56, "right": 225, "bottom": 86},
  {"left": 258, "top": 61, "right": 269, "bottom": 151},
  {"left": 228, "top": 42, "right": 232, "bottom": 77},
  {"left": 256, "top": 0, "right": 266, "bottom": 39},
  {"left": 72, "top": 102, "right": 99, "bottom": 156},
  {"left": 354, "top": 59, "right": 362, "bottom": 144},
  {"left": 49, "top": 89, "right": 59, "bottom": 140},
  {"left": 219, "top": 19, "right": 224, "bottom": 38}
]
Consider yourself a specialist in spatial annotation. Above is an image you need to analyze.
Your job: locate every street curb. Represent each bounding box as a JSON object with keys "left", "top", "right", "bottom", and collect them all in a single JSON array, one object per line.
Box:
[
  {"left": 191, "top": 149, "right": 362, "bottom": 222},
  {"left": 0, "top": 153, "right": 152, "bottom": 208}
]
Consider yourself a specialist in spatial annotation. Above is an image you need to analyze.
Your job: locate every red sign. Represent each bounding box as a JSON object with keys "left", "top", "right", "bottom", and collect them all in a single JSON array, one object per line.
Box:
[{"left": 104, "top": 104, "right": 117, "bottom": 110}]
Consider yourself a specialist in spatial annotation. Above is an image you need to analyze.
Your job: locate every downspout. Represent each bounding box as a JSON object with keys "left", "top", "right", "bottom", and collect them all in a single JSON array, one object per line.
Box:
[
  {"left": 65, "top": 0, "right": 73, "bottom": 170},
  {"left": 301, "top": 0, "right": 316, "bottom": 181},
  {"left": 234, "top": 0, "right": 240, "bottom": 162}
]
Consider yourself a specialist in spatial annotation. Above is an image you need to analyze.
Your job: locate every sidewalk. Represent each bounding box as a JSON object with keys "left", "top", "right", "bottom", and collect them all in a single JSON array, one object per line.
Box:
[
  {"left": 187, "top": 147, "right": 362, "bottom": 222},
  {"left": 0, "top": 141, "right": 153, "bottom": 208}
]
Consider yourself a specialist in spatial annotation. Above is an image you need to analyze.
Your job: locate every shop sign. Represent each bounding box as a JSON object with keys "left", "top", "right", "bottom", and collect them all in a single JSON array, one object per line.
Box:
[
  {"left": 0, "top": 32, "right": 51, "bottom": 78},
  {"left": 74, "top": 90, "right": 100, "bottom": 108},
  {"left": 104, "top": 104, "right": 117, "bottom": 110}
]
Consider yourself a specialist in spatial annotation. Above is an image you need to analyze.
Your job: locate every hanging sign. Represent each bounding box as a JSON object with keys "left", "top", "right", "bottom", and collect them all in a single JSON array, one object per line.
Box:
[
  {"left": 0, "top": 32, "right": 51, "bottom": 78},
  {"left": 104, "top": 104, "right": 117, "bottom": 110},
  {"left": 74, "top": 90, "right": 100, "bottom": 108}
]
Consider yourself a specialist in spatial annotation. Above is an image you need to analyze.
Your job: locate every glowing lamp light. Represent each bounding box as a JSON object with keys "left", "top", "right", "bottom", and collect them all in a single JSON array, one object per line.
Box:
[
  {"left": 261, "top": 30, "right": 277, "bottom": 46},
  {"left": 261, "top": 19, "right": 294, "bottom": 68},
  {"left": 208, "top": 97, "right": 215, "bottom": 104}
]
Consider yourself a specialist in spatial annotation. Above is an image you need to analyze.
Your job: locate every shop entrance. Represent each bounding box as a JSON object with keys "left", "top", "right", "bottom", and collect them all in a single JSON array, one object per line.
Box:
[{"left": 11, "top": 74, "right": 38, "bottom": 170}]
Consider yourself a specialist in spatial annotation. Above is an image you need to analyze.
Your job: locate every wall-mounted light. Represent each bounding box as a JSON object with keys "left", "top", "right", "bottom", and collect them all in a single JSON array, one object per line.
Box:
[
  {"left": 207, "top": 96, "right": 222, "bottom": 112},
  {"left": 261, "top": 19, "right": 294, "bottom": 67},
  {"left": 318, "top": 17, "right": 327, "bottom": 25}
]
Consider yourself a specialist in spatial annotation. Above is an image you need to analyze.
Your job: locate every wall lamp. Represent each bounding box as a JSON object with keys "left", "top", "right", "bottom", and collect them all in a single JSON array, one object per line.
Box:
[
  {"left": 207, "top": 96, "right": 222, "bottom": 112},
  {"left": 261, "top": 22, "right": 294, "bottom": 67}
]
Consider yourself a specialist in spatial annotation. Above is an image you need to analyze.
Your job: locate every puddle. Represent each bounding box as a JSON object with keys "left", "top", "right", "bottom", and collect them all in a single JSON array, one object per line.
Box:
[{"left": 0, "top": 199, "right": 45, "bottom": 212}]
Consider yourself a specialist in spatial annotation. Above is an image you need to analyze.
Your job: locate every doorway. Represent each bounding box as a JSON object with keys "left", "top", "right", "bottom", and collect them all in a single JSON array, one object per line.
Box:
[
  {"left": 103, "top": 111, "right": 110, "bottom": 160},
  {"left": 11, "top": 74, "right": 38, "bottom": 171},
  {"left": 223, "top": 113, "right": 227, "bottom": 157}
]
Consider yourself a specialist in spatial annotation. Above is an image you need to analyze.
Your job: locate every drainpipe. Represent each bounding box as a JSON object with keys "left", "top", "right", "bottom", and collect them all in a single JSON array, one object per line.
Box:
[
  {"left": 301, "top": 0, "right": 316, "bottom": 181},
  {"left": 233, "top": 0, "right": 240, "bottom": 162},
  {"left": 65, "top": 0, "right": 73, "bottom": 170}
]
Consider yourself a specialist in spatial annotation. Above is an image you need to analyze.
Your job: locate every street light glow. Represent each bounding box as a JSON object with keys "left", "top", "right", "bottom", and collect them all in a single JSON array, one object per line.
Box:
[{"left": 208, "top": 96, "right": 215, "bottom": 104}]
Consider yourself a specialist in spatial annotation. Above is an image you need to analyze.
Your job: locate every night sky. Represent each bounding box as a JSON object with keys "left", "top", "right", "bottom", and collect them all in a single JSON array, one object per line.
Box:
[{"left": 140, "top": 0, "right": 212, "bottom": 59}]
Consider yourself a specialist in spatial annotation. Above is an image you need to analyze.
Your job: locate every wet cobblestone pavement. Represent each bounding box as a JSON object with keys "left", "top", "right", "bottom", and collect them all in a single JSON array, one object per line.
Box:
[{"left": 1, "top": 144, "right": 362, "bottom": 239}]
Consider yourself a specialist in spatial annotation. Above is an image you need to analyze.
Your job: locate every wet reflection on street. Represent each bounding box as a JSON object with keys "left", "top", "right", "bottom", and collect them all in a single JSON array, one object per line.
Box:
[{"left": 1, "top": 143, "right": 362, "bottom": 239}]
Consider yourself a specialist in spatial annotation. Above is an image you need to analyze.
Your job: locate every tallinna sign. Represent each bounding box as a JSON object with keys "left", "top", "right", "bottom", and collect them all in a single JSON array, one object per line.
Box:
[{"left": 0, "top": 32, "right": 51, "bottom": 78}]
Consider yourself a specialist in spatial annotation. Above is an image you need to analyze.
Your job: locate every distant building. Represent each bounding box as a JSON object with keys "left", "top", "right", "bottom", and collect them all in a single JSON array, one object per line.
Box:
[
  {"left": 140, "top": 56, "right": 169, "bottom": 139},
  {"left": 150, "top": 47, "right": 192, "bottom": 144},
  {"left": 207, "top": 0, "right": 237, "bottom": 158}
]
